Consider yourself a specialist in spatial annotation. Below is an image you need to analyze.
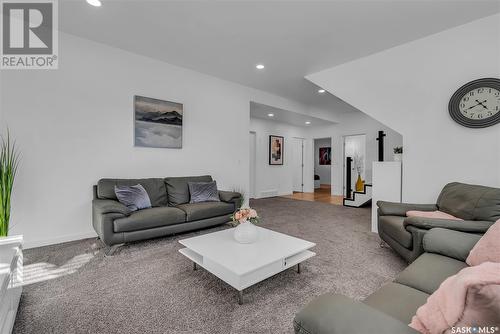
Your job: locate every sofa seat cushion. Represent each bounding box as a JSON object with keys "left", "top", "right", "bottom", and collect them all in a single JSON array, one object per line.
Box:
[
  {"left": 380, "top": 215, "right": 412, "bottom": 248},
  {"left": 395, "top": 253, "right": 468, "bottom": 295},
  {"left": 364, "top": 282, "right": 429, "bottom": 324},
  {"left": 176, "top": 202, "right": 234, "bottom": 221},
  {"left": 113, "top": 207, "right": 186, "bottom": 233}
]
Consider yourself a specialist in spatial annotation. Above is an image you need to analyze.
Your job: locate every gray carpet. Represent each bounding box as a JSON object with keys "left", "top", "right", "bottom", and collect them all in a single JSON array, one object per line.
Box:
[{"left": 14, "top": 198, "right": 406, "bottom": 334}]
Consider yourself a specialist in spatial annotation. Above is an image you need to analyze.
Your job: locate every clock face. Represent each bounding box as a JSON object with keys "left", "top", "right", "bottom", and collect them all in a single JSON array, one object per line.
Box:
[
  {"left": 458, "top": 87, "right": 500, "bottom": 120},
  {"left": 449, "top": 78, "right": 500, "bottom": 128}
]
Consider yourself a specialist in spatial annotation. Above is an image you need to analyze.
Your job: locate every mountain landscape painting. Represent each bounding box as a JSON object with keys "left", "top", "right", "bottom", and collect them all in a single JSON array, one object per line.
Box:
[{"left": 134, "top": 96, "right": 183, "bottom": 148}]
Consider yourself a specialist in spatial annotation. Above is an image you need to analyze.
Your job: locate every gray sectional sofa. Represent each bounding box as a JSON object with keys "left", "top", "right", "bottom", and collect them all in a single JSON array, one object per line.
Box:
[
  {"left": 92, "top": 175, "right": 241, "bottom": 254},
  {"left": 294, "top": 228, "right": 492, "bottom": 334},
  {"left": 377, "top": 182, "right": 500, "bottom": 262}
]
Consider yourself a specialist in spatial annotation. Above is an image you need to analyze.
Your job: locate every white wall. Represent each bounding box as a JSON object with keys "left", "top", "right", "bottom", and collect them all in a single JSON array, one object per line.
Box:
[
  {"left": 313, "top": 138, "right": 332, "bottom": 185},
  {"left": 307, "top": 14, "right": 500, "bottom": 202},
  {"left": 249, "top": 117, "right": 312, "bottom": 197},
  {"left": 0, "top": 32, "right": 327, "bottom": 248},
  {"left": 308, "top": 112, "right": 403, "bottom": 196}
]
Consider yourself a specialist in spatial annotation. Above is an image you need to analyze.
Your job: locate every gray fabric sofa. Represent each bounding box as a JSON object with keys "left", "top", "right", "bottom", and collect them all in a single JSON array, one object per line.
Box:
[
  {"left": 377, "top": 182, "right": 500, "bottom": 263},
  {"left": 92, "top": 175, "right": 241, "bottom": 254},
  {"left": 294, "top": 228, "right": 497, "bottom": 334}
]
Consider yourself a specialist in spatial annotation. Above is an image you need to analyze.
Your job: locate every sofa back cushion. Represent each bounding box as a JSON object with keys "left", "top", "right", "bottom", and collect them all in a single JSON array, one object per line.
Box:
[
  {"left": 437, "top": 182, "right": 500, "bottom": 221},
  {"left": 165, "top": 175, "right": 213, "bottom": 206},
  {"left": 97, "top": 178, "right": 167, "bottom": 207},
  {"left": 473, "top": 187, "right": 500, "bottom": 222}
]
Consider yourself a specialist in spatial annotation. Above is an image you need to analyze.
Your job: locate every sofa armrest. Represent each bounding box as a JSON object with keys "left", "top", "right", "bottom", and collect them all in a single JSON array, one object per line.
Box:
[
  {"left": 404, "top": 217, "right": 493, "bottom": 233},
  {"left": 423, "top": 228, "right": 482, "bottom": 262},
  {"left": 377, "top": 201, "right": 437, "bottom": 216},
  {"left": 92, "top": 199, "right": 131, "bottom": 216},
  {"left": 294, "top": 294, "right": 418, "bottom": 334},
  {"left": 92, "top": 200, "right": 128, "bottom": 246},
  {"left": 219, "top": 190, "right": 242, "bottom": 205},
  {"left": 403, "top": 225, "right": 428, "bottom": 263}
]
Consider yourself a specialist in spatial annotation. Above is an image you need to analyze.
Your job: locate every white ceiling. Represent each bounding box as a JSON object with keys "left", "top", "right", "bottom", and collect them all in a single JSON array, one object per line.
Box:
[
  {"left": 59, "top": 0, "right": 500, "bottom": 114},
  {"left": 250, "top": 102, "right": 336, "bottom": 127}
]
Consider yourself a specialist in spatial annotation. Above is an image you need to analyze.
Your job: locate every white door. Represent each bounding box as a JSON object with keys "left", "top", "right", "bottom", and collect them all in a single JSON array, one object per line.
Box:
[
  {"left": 249, "top": 132, "right": 257, "bottom": 198},
  {"left": 292, "top": 138, "right": 304, "bottom": 192},
  {"left": 343, "top": 134, "right": 366, "bottom": 197}
]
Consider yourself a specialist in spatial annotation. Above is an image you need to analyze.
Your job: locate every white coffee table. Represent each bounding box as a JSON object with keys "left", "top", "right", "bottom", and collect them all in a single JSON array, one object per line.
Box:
[{"left": 178, "top": 226, "right": 316, "bottom": 304}]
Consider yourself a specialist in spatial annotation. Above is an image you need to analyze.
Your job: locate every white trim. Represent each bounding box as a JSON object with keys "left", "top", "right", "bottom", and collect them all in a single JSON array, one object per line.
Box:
[
  {"left": 254, "top": 191, "right": 293, "bottom": 199},
  {"left": 24, "top": 231, "right": 98, "bottom": 249}
]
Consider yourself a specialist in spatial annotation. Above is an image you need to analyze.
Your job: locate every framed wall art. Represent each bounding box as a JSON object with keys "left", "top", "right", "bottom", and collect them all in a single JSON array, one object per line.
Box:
[
  {"left": 269, "top": 135, "right": 284, "bottom": 165},
  {"left": 134, "top": 95, "right": 183, "bottom": 148}
]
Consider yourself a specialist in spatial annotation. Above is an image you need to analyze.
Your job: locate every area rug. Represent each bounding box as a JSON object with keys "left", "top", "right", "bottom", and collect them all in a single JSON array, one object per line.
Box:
[{"left": 13, "top": 197, "right": 406, "bottom": 334}]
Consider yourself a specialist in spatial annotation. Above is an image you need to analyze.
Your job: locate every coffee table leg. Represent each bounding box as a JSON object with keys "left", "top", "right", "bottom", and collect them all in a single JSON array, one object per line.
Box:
[
  {"left": 297, "top": 263, "right": 301, "bottom": 274},
  {"left": 238, "top": 290, "right": 244, "bottom": 305},
  {"left": 193, "top": 262, "right": 198, "bottom": 271}
]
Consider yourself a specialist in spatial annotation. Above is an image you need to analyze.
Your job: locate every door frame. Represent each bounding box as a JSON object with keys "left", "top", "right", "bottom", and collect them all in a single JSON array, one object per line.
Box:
[
  {"left": 292, "top": 137, "right": 305, "bottom": 193},
  {"left": 312, "top": 137, "right": 333, "bottom": 193},
  {"left": 249, "top": 131, "right": 257, "bottom": 199}
]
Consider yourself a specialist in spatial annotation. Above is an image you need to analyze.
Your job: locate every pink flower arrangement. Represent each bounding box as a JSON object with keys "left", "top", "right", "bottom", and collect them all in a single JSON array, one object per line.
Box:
[{"left": 231, "top": 207, "right": 260, "bottom": 225}]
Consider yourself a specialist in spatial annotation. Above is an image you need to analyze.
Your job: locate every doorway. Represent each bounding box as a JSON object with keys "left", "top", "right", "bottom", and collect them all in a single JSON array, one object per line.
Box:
[
  {"left": 313, "top": 137, "right": 332, "bottom": 195},
  {"left": 343, "top": 134, "right": 366, "bottom": 198},
  {"left": 283, "top": 136, "right": 343, "bottom": 205},
  {"left": 249, "top": 131, "right": 257, "bottom": 199},
  {"left": 291, "top": 137, "right": 305, "bottom": 193}
]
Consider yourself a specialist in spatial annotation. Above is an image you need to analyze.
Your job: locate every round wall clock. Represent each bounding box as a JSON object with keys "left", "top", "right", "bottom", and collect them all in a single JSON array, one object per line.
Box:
[{"left": 448, "top": 78, "right": 500, "bottom": 128}]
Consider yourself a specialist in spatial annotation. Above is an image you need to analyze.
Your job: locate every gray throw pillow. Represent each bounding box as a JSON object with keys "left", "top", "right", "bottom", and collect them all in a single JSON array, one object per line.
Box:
[
  {"left": 114, "top": 184, "right": 152, "bottom": 211},
  {"left": 188, "top": 181, "right": 220, "bottom": 203}
]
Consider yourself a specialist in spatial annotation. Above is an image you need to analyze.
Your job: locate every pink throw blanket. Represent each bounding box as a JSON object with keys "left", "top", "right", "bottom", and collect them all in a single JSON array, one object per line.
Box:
[{"left": 410, "top": 262, "right": 500, "bottom": 334}]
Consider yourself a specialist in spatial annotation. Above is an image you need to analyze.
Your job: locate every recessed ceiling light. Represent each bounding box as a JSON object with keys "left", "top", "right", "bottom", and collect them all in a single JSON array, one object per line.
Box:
[
  {"left": 305, "top": 121, "right": 311, "bottom": 125},
  {"left": 267, "top": 113, "right": 274, "bottom": 117},
  {"left": 256, "top": 64, "right": 265, "bottom": 70},
  {"left": 86, "top": 0, "right": 102, "bottom": 7},
  {"left": 318, "top": 89, "right": 326, "bottom": 93}
]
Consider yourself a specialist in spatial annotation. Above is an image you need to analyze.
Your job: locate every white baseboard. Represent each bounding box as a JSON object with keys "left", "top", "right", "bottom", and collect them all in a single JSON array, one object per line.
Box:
[
  {"left": 254, "top": 191, "right": 292, "bottom": 199},
  {"left": 24, "top": 231, "right": 98, "bottom": 249}
]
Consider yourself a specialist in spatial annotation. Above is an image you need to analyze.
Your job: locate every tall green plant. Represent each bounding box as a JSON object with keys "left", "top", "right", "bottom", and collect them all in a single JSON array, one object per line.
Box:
[{"left": 0, "top": 130, "right": 20, "bottom": 237}]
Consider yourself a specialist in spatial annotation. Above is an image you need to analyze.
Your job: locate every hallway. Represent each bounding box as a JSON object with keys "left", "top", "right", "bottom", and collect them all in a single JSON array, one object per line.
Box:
[{"left": 282, "top": 185, "right": 344, "bottom": 205}]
